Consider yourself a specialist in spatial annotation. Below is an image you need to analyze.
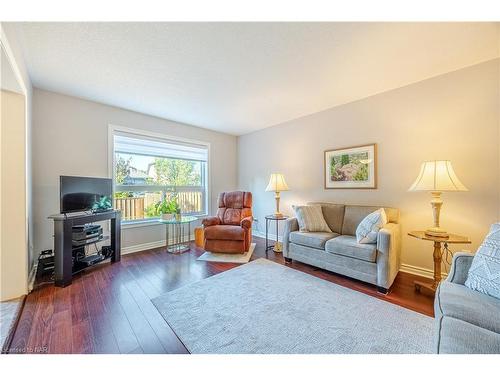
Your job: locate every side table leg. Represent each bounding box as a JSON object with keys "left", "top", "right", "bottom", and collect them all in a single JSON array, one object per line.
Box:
[
  {"left": 433, "top": 241, "right": 442, "bottom": 288},
  {"left": 166, "top": 224, "right": 169, "bottom": 250},
  {"left": 265, "top": 218, "right": 269, "bottom": 253},
  {"left": 274, "top": 219, "right": 282, "bottom": 252},
  {"left": 414, "top": 240, "right": 443, "bottom": 295}
]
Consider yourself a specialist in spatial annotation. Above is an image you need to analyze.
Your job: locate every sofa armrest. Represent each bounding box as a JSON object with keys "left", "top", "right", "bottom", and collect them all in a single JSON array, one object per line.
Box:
[
  {"left": 202, "top": 216, "right": 220, "bottom": 227},
  {"left": 376, "top": 222, "right": 401, "bottom": 289},
  {"left": 446, "top": 252, "right": 474, "bottom": 285},
  {"left": 283, "top": 217, "right": 299, "bottom": 257},
  {"left": 240, "top": 216, "right": 253, "bottom": 230}
]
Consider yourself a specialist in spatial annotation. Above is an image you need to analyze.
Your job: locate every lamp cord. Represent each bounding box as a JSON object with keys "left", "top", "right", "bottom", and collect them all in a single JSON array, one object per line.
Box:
[{"left": 441, "top": 243, "right": 454, "bottom": 273}]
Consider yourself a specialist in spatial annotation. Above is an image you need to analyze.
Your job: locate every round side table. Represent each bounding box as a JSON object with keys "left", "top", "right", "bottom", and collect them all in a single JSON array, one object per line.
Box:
[
  {"left": 158, "top": 215, "right": 198, "bottom": 254},
  {"left": 265, "top": 215, "right": 289, "bottom": 253}
]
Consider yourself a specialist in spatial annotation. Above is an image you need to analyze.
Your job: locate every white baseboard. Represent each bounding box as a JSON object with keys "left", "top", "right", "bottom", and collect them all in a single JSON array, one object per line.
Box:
[
  {"left": 253, "top": 230, "right": 283, "bottom": 242},
  {"left": 27, "top": 261, "right": 38, "bottom": 293},
  {"left": 400, "top": 263, "right": 447, "bottom": 279},
  {"left": 122, "top": 235, "right": 195, "bottom": 255}
]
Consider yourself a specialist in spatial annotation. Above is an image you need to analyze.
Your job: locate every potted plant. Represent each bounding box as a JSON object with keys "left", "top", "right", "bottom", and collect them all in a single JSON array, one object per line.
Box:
[
  {"left": 92, "top": 195, "right": 112, "bottom": 212},
  {"left": 156, "top": 197, "right": 179, "bottom": 220}
]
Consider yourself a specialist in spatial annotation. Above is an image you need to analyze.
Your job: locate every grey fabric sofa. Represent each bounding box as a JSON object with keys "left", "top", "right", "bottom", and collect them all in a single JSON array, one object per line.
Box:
[
  {"left": 434, "top": 252, "right": 500, "bottom": 353},
  {"left": 283, "top": 203, "right": 401, "bottom": 293}
]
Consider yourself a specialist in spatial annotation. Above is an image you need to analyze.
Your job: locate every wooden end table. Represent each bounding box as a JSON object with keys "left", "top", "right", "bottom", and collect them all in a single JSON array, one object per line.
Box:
[{"left": 408, "top": 230, "right": 471, "bottom": 295}]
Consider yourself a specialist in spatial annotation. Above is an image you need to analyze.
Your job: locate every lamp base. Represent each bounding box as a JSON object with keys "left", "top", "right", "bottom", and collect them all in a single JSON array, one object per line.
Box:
[
  {"left": 425, "top": 227, "right": 449, "bottom": 238},
  {"left": 273, "top": 242, "right": 283, "bottom": 253}
]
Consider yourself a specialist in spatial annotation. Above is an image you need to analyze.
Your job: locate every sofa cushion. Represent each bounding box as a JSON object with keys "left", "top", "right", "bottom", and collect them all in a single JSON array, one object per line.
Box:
[
  {"left": 355, "top": 208, "right": 387, "bottom": 244},
  {"left": 436, "top": 281, "right": 500, "bottom": 334},
  {"left": 289, "top": 231, "right": 339, "bottom": 250},
  {"left": 325, "top": 235, "right": 377, "bottom": 262},
  {"left": 465, "top": 223, "right": 500, "bottom": 299},
  {"left": 204, "top": 225, "right": 245, "bottom": 241},
  {"left": 292, "top": 205, "right": 332, "bottom": 233},
  {"left": 342, "top": 205, "right": 399, "bottom": 235},
  {"left": 308, "top": 202, "right": 345, "bottom": 234}
]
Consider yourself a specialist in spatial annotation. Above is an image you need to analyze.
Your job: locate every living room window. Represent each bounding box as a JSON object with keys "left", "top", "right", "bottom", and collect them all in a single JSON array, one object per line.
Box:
[{"left": 109, "top": 127, "right": 209, "bottom": 223}]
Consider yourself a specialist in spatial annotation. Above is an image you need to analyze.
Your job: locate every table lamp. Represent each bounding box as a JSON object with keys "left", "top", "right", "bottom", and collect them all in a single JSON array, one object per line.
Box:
[
  {"left": 408, "top": 160, "right": 467, "bottom": 238},
  {"left": 265, "top": 173, "right": 289, "bottom": 217}
]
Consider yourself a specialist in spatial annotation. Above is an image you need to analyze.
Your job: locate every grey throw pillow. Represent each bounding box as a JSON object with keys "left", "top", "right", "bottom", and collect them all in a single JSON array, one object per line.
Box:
[
  {"left": 465, "top": 223, "right": 500, "bottom": 299},
  {"left": 292, "top": 205, "right": 332, "bottom": 233}
]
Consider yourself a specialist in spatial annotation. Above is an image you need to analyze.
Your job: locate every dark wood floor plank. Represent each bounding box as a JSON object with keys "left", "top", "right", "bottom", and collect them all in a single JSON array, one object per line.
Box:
[
  {"left": 121, "top": 274, "right": 188, "bottom": 353},
  {"left": 82, "top": 273, "right": 120, "bottom": 354},
  {"left": 71, "top": 319, "right": 94, "bottom": 354},
  {"left": 8, "top": 236, "right": 435, "bottom": 354},
  {"left": 125, "top": 253, "right": 171, "bottom": 296},
  {"left": 101, "top": 265, "right": 167, "bottom": 353},
  {"left": 49, "top": 310, "right": 73, "bottom": 353},
  {"left": 123, "top": 263, "right": 162, "bottom": 300},
  {"left": 93, "top": 268, "right": 142, "bottom": 354},
  {"left": 52, "top": 283, "right": 71, "bottom": 314},
  {"left": 69, "top": 275, "right": 94, "bottom": 353},
  {"left": 70, "top": 276, "right": 89, "bottom": 323},
  {"left": 26, "top": 284, "right": 55, "bottom": 353}
]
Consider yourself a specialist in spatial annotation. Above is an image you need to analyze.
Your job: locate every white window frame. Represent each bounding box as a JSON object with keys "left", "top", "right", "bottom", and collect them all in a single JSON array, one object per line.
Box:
[{"left": 108, "top": 124, "right": 211, "bottom": 227}]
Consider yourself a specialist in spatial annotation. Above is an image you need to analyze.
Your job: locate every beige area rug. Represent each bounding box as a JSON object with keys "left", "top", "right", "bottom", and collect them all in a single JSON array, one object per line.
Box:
[
  {"left": 153, "top": 258, "right": 433, "bottom": 354},
  {"left": 197, "top": 243, "right": 255, "bottom": 263},
  {"left": 1, "top": 297, "right": 23, "bottom": 352}
]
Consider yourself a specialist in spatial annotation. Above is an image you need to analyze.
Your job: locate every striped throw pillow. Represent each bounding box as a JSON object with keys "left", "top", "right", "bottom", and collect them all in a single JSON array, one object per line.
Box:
[{"left": 292, "top": 205, "right": 332, "bottom": 233}]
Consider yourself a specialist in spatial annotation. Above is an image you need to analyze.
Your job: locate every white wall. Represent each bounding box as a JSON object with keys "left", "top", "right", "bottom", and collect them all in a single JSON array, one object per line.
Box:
[
  {"left": 1, "top": 23, "right": 33, "bottom": 299},
  {"left": 0, "top": 90, "right": 28, "bottom": 300},
  {"left": 238, "top": 59, "right": 500, "bottom": 275},
  {"left": 498, "top": 25, "right": 500, "bottom": 220},
  {"left": 32, "top": 89, "right": 238, "bottom": 256}
]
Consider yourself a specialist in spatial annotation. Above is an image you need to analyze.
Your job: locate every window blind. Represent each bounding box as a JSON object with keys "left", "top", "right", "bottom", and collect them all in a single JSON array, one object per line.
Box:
[{"left": 114, "top": 131, "right": 208, "bottom": 162}]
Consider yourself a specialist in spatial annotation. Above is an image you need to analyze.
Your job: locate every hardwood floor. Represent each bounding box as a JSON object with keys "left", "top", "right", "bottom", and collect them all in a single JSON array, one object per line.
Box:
[{"left": 7, "top": 236, "right": 434, "bottom": 354}]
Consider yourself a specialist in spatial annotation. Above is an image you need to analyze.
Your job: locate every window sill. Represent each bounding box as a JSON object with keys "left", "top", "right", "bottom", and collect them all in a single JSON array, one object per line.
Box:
[{"left": 122, "top": 214, "right": 207, "bottom": 229}]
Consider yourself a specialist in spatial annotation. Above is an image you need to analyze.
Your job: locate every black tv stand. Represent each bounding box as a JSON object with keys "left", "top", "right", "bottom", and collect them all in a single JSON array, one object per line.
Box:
[{"left": 49, "top": 210, "right": 121, "bottom": 287}]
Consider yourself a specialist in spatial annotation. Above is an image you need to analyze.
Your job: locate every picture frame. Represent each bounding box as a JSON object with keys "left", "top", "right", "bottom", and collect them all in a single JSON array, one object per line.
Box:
[{"left": 324, "top": 143, "right": 377, "bottom": 189}]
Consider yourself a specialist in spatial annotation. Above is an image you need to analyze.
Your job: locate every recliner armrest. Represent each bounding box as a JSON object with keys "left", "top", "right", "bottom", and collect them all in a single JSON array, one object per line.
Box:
[
  {"left": 202, "top": 216, "right": 221, "bottom": 227},
  {"left": 240, "top": 216, "right": 253, "bottom": 230}
]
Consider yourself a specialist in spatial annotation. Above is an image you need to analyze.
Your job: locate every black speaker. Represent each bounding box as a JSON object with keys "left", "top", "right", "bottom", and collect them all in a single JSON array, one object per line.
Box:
[
  {"left": 37, "top": 249, "right": 55, "bottom": 278},
  {"left": 100, "top": 245, "right": 113, "bottom": 258}
]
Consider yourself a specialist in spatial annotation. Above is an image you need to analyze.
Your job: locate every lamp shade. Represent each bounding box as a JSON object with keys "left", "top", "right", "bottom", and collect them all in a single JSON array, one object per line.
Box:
[
  {"left": 265, "top": 173, "right": 289, "bottom": 192},
  {"left": 408, "top": 160, "right": 468, "bottom": 192}
]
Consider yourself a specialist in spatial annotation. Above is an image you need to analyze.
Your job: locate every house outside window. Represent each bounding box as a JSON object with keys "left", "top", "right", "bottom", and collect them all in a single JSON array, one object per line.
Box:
[{"left": 110, "top": 127, "right": 209, "bottom": 222}]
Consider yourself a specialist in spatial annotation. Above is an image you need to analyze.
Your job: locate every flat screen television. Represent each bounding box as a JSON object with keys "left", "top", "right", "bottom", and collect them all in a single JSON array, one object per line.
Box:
[{"left": 60, "top": 176, "right": 113, "bottom": 214}]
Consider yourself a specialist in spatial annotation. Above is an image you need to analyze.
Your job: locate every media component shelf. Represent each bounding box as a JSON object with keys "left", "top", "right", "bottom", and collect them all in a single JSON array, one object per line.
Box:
[{"left": 49, "top": 210, "right": 121, "bottom": 287}]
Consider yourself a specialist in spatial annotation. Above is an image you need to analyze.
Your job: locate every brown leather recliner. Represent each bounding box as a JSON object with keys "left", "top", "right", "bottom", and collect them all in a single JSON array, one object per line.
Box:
[{"left": 202, "top": 191, "right": 253, "bottom": 254}]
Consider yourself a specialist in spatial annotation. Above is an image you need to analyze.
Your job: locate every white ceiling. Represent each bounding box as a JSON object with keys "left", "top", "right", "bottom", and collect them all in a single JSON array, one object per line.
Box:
[{"left": 10, "top": 22, "right": 500, "bottom": 135}]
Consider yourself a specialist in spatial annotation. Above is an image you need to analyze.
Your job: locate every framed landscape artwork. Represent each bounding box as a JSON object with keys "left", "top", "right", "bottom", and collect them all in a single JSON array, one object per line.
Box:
[{"left": 324, "top": 143, "right": 377, "bottom": 189}]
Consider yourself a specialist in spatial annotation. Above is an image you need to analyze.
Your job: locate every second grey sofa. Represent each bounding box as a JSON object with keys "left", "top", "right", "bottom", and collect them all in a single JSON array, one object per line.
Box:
[
  {"left": 434, "top": 252, "right": 500, "bottom": 353},
  {"left": 283, "top": 202, "right": 401, "bottom": 292}
]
